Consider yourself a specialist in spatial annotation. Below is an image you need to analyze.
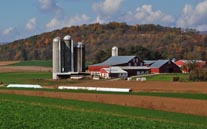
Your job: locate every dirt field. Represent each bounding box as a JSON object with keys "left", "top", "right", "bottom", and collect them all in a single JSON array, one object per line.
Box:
[
  {"left": 0, "top": 66, "right": 52, "bottom": 73},
  {"left": 0, "top": 61, "right": 51, "bottom": 73},
  {"left": 0, "top": 61, "right": 19, "bottom": 66},
  {"left": 56, "top": 80, "right": 207, "bottom": 93},
  {"left": 1, "top": 89, "right": 207, "bottom": 116}
]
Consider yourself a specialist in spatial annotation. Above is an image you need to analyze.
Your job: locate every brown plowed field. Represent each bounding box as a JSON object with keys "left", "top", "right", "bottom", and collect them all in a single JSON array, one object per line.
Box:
[
  {"left": 1, "top": 89, "right": 207, "bottom": 116},
  {"left": 0, "top": 66, "right": 52, "bottom": 73},
  {"left": 0, "top": 61, "right": 51, "bottom": 73},
  {"left": 56, "top": 80, "right": 207, "bottom": 93},
  {"left": 0, "top": 61, "right": 19, "bottom": 66}
]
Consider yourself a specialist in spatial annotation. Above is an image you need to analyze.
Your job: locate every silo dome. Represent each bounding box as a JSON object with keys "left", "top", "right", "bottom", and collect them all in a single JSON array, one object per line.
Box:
[
  {"left": 63, "top": 35, "right": 71, "bottom": 41},
  {"left": 77, "top": 42, "right": 83, "bottom": 48},
  {"left": 53, "top": 37, "right": 60, "bottom": 43},
  {"left": 112, "top": 46, "right": 118, "bottom": 56}
]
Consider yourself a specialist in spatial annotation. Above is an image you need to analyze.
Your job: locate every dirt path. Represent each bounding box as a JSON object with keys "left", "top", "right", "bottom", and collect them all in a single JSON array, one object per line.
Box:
[{"left": 1, "top": 90, "right": 207, "bottom": 116}]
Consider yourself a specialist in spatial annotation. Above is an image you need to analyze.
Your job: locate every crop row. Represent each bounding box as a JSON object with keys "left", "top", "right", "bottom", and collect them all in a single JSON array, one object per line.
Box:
[{"left": 0, "top": 94, "right": 207, "bottom": 129}]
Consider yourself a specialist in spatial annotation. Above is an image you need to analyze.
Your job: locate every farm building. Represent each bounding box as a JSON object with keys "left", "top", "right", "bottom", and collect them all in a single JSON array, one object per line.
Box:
[
  {"left": 88, "top": 55, "right": 145, "bottom": 75},
  {"left": 121, "top": 66, "right": 150, "bottom": 76},
  {"left": 175, "top": 60, "right": 206, "bottom": 73},
  {"left": 150, "top": 60, "right": 181, "bottom": 74},
  {"left": 100, "top": 67, "right": 128, "bottom": 79}
]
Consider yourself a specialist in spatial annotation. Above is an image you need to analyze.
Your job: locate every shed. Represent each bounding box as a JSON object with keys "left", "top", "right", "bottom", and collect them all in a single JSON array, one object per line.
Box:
[
  {"left": 150, "top": 60, "right": 181, "bottom": 74},
  {"left": 100, "top": 67, "right": 128, "bottom": 79},
  {"left": 121, "top": 66, "right": 150, "bottom": 76}
]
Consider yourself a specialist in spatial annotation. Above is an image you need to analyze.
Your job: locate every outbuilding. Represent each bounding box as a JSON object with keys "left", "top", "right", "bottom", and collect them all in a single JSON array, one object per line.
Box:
[
  {"left": 100, "top": 67, "right": 128, "bottom": 79},
  {"left": 150, "top": 60, "right": 181, "bottom": 74}
]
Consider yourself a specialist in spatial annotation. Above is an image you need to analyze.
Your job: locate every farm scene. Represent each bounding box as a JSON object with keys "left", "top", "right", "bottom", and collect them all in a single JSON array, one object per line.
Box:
[
  {"left": 1, "top": 1, "right": 207, "bottom": 128},
  {"left": 1, "top": 55, "right": 207, "bottom": 128}
]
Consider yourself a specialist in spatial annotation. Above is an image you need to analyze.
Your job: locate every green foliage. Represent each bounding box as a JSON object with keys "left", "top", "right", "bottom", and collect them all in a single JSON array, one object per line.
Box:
[
  {"left": 189, "top": 68, "right": 207, "bottom": 81},
  {"left": 94, "top": 50, "right": 110, "bottom": 63},
  {"left": 127, "top": 45, "right": 163, "bottom": 60},
  {"left": 0, "top": 94, "right": 206, "bottom": 129}
]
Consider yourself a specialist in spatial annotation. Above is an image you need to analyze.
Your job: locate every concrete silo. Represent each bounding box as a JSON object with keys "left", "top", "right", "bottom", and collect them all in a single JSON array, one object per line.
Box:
[
  {"left": 63, "top": 35, "right": 74, "bottom": 72},
  {"left": 74, "top": 42, "right": 85, "bottom": 72},
  {"left": 112, "top": 46, "right": 118, "bottom": 56},
  {"left": 52, "top": 37, "right": 61, "bottom": 79}
]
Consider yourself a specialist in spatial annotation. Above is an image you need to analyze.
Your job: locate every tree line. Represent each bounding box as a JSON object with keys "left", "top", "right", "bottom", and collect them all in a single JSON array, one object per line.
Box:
[{"left": 0, "top": 22, "right": 207, "bottom": 63}]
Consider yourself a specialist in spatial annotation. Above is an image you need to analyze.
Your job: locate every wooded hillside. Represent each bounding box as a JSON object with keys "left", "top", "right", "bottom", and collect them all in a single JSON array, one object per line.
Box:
[{"left": 0, "top": 22, "right": 207, "bottom": 63}]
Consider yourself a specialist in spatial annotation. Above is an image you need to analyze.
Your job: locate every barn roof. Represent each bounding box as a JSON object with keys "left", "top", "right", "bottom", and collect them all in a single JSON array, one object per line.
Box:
[
  {"left": 150, "top": 60, "right": 170, "bottom": 68},
  {"left": 92, "top": 56, "right": 136, "bottom": 66},
  {"left": 178, "top": 60, "right": 204, "bottom": 63},
  {"left": 102, "top": 67, "right": 127, "bottom": 73},
  {"left": 144, "top": 60, "right": 157, "bottom": 65},
  {"left": 121, "top": 66, "right": 150, "bottom": 70}
]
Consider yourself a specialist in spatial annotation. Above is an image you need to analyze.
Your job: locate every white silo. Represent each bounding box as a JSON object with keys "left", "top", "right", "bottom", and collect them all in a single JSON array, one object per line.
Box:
[
  {"left": 52, "top": 37, "right": 61, "bottom": 79},
  {"left": 74, "top": 42, "right": 85, "bottom": 72},
  {"left": 112, "top": 46, "right": 118, "bottom": 56},
  {"left": 63, "top": 35, "right": 74, "bottom": 72}
]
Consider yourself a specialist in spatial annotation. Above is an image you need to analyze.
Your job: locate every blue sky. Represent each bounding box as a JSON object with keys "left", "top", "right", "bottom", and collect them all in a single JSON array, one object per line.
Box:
[{"left": 0, "top": 0, "right": 207, "bottom": 42}]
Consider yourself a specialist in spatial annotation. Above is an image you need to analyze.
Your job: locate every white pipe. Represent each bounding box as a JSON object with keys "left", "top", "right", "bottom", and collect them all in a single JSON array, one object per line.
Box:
[
  {"left": 7, "top": 84, "right": 42, "bottom": 88},
  {"left": 58, "top": 86, "right": 131, "bottom": 92}
]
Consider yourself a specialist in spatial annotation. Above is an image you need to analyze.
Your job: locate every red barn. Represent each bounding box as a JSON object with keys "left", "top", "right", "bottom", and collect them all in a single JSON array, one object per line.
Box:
[
  {"left": 88, "top": 56, "right": 144, "bottom": 76},
  {"left": 175, "top": 60, "right": 206, "bottom": 73},
  {"left": 150, "top": 60, "right": 181, "bottom": 74}
]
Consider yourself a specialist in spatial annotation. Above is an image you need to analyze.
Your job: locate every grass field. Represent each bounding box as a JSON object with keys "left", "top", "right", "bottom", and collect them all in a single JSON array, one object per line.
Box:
[
  {"left": 0, "top": 94, "right": 207, "bottom": 129},
  {"left": 0, "top": 72, "right": 88, "bottom": 86},
  {"left": 8, "top": 60, "right": 93, "bottom": 68},
  {"left": 0, "top": 72, "right": 189, "bottom": 85},
  {"left": 140, "top": 73, "right": 189, "bottom": 81},
  {"left": 9, "top": 60, "right": 52, "bottom": 67}
]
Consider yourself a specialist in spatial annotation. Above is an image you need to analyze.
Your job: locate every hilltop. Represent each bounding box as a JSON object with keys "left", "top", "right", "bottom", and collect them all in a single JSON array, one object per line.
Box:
[{"left": 0, "top": 22, "right": 207, "bottom": 63}]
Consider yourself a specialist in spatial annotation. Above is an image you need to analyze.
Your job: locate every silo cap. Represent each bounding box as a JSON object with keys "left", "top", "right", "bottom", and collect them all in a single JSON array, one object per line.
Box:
[
  {"left": 77, "top": 42, "right": 84, "bottom": 48},
  {"left": 112, "top": 46, "right": 118, "bottom": 50},
  {"left": 63, "top": 35, "right": 71, "bottom": 41},
  {"left": 53, "top": 37, "right": 61, "bottom": 43}
]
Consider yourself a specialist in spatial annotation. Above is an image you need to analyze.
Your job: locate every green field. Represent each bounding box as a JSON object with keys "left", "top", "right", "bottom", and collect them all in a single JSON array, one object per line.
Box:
[
  {"left": 8, "top": 60, "right": 93, "bottom": 68},
  {"left": 144, "top": 73, "right": 189, "bottom": 81},
  {"left": 0, "top": 72, "right": 190, "bottom": 86},
  {"left": 0, "top": 72, "right": 86, "bottom": 86},
  {"left": 9, "top": 60, "right": 52, "bottom": 67},
  {"left": 0, "top": 94, "right": 207, "bottom": 129},
  {"left": 1, "top": 65, "right": 207, "bottom": 128}
]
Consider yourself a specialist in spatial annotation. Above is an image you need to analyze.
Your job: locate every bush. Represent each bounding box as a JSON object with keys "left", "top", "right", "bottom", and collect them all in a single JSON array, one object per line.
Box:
[{"left": 189, "top": 68, "right": 207, "bottom": 81}]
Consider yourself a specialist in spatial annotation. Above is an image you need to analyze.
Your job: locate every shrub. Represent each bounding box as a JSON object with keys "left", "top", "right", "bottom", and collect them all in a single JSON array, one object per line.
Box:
[{"left": 189, "top": 68, "right": 207, "bottom": 81}]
